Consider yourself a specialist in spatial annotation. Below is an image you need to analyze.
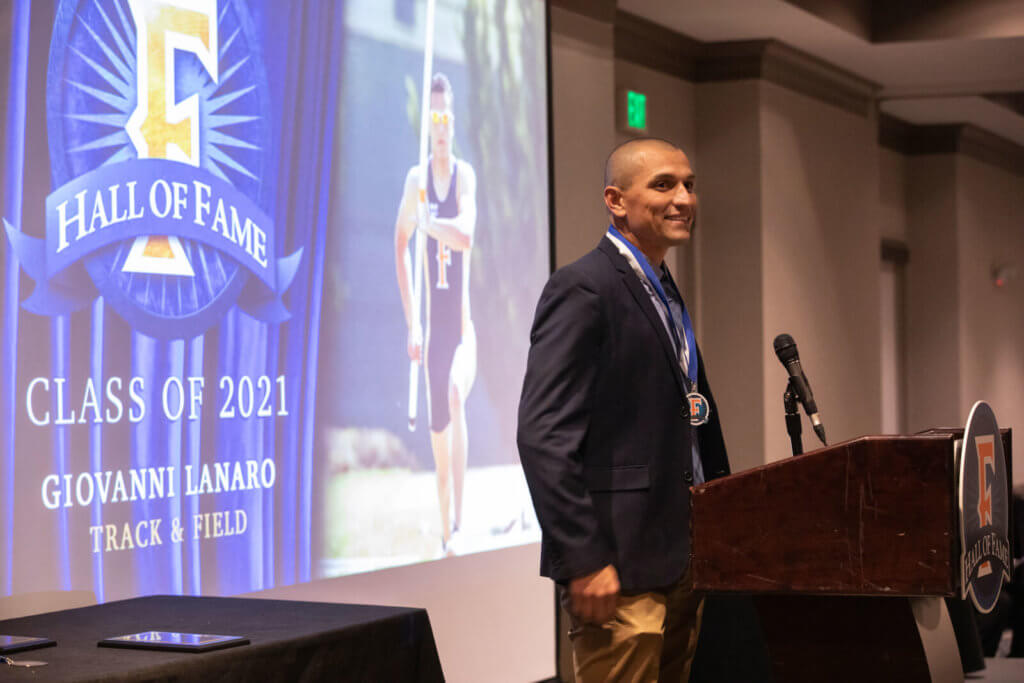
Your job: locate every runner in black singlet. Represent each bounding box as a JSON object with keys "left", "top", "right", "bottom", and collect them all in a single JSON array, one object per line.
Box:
[
  {"left": 425, "top": 157, "right": 463, "bottom": 433},
  {"left": 394, "top": 73, "right": 477, "bottom": 555}
]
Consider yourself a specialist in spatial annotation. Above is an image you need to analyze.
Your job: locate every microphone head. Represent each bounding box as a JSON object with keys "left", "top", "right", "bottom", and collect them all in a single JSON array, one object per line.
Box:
[{"left": 773, "top": 333, "right": 798, "bottom": 363}]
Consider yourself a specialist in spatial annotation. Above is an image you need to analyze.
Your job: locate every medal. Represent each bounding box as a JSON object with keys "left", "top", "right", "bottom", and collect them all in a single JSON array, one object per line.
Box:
[{"left": 686, "top": 391, "right": 710, "bottom": 426}]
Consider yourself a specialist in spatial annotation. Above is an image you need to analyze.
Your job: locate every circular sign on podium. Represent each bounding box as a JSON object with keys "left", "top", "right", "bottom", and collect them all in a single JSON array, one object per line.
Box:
[{"left": 957, "top": 400, "right": 1011, "bottom": 613}]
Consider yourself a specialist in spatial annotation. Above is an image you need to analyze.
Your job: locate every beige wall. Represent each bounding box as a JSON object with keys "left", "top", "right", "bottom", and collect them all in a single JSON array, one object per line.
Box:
[
  {"left": 692, "top": 79, "right": 883, "bottom": 467},
  {"left": 957, "top": 156, "right": 1024, "bottom": 484},
  {"left": 905, "top": 155, "right": 963, "bottom": 433},
  {"left": 879, "top": 148, "right": 908, "bottom": 242},
  {"left": 694, "top": 80, "right": 765, "bottom": 473},
  {"left": 613, "top": 61, "right": 696, "bottom": 151},
  {"left": 759, "top": 82, "right": 882, "bottom": 461},
  {"left": 550, "top": 6, "right": 615, "bottom": 268},
  {"left": 901, "top": 153, "right": 1024, "bottom": 484}
]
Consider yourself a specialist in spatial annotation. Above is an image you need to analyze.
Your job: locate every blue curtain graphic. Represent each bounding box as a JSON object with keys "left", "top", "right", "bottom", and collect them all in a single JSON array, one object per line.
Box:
[
  {"left": 1, "top": 0, "right": 31, "bottom": 598},
  {"left": 1, "top": 0, "right": 343, "bottom": 602}
]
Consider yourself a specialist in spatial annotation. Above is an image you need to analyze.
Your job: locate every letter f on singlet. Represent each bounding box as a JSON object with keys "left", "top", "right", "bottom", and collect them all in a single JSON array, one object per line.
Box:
[{"left": 124, "top": 0, "right": 218, "bottom": 276}]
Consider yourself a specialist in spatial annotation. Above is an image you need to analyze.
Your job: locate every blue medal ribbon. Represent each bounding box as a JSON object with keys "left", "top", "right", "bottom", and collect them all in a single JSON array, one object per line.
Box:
[{"left": 608, "top": 225, "right": 698, "bottom": 389}]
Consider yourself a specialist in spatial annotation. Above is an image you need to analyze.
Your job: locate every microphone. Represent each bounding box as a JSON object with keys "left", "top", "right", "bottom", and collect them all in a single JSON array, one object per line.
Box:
[{"left": 773, "top": 334, "right": 827, "bottom": 445}]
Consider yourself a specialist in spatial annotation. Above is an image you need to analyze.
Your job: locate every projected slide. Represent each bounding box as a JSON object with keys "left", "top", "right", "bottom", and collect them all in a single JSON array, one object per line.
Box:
[
  {"left": 0, "top": 0, "right": 547, "bottom": 604},
  {"left": 317, "top": 1, "right": 547, "bottom": 576}
]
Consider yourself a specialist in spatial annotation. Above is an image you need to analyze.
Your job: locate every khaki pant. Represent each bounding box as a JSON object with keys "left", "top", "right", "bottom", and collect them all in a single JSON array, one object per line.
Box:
[{"left": 560, "top": 572, "right": 704, "bottom": 683}]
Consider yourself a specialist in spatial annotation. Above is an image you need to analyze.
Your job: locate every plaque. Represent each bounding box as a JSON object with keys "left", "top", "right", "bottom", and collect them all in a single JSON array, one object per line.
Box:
[
  {"left": 0, "top": 635, "right": 56, "bottom": 655},
  {"left": 98, "top": 631, "right": 249, "bottom": 653}
]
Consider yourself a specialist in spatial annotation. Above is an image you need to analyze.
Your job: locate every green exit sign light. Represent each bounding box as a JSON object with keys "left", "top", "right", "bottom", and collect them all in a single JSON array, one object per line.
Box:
[{"left": 626, "top": 90, "right": 647, "bottom": 130}]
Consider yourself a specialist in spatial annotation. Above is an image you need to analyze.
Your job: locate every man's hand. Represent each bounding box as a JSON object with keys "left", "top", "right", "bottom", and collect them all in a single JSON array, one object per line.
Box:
[
  {"left": 568, "top": 564, "right": 620, "bottom": 624},
  {"left": 407, "top": 323, "right": 423, "bottom": 362}
]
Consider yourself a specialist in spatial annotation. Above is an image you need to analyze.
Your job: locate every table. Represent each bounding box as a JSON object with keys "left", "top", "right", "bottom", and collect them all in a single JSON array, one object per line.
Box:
[{"left": 0, "top": 595, "right": 444, "bottom": 682}]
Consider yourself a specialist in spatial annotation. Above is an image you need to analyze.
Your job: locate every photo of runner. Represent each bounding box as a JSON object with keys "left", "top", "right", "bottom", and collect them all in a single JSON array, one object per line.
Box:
[
  {"left": 394, "top": 73, "right": 478, "bottom": 555},
  {"left": 315, "top": 0, "right": 548, "bottom": 577}
]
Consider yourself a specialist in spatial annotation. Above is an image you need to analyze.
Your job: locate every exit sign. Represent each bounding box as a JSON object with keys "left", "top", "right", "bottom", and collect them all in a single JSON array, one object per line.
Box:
[
  {"left": 626, "top": 90, "right": 647, "bottom": 130},
  {"left": 617, "top": 89, "right": 649, "bottom": 133}
]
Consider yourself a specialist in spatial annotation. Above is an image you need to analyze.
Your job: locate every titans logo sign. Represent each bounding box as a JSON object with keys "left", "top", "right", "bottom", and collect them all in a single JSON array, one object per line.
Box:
[
  {"left": 958, "top": 401, "right": 1011, "bottom": 614},
  {"left": 4, "top": 0, "right": 301, "bottom": 339}
]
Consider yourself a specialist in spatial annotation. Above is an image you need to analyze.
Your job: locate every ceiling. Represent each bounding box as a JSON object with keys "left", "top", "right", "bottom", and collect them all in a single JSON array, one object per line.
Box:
[{"left": 618, "top": 0, "right": 1024, "bottom": 145}]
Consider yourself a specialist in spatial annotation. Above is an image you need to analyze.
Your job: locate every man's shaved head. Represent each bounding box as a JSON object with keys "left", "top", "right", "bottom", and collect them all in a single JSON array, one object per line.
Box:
[{"left": 604, "top": 137, "right": 684, "bottom": 190}]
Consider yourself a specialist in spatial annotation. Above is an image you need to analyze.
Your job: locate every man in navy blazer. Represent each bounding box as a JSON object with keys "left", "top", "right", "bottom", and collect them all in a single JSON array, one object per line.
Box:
[{"left": 518, "top": 138, "right": 730, "bottom": 682}]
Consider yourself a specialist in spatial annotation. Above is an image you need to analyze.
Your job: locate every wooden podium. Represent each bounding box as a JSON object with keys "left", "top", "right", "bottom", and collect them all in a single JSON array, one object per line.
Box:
[{"left": 690, "top": 433, "right": 1005, "bottom": 683}]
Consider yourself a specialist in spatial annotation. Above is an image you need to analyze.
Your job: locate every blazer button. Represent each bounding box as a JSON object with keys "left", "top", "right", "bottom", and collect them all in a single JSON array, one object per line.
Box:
[{"left": 683, "top": 471, "right": 693, "bottom": 484}]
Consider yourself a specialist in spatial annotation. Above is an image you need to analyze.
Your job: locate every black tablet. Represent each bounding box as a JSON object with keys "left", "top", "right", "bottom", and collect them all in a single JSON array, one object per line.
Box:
[
  {"left": 0, "top": 635, "right": 56, "bottom": 654},
  {"left": 98, "top": 631, "right": 249, "bottom": 653}
]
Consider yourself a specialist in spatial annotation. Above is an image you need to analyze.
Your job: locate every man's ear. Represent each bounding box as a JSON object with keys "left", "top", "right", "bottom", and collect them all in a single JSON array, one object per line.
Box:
[{"left": 604, "top": 186, "right": 626, "bottom": 218}]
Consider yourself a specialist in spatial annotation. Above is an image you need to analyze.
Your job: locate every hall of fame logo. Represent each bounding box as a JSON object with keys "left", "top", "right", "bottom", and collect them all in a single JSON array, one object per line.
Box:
[
  {"left": 3, "top": 0, "right": 301, "bottom": 339},
  {"left": 958, "top": 400, "right": 1011, "bottom": 613}
]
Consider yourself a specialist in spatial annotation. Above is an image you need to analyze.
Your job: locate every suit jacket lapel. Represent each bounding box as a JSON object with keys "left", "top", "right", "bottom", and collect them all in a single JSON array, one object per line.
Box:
[{"left": 598, "top": 237, "right": 687, "bottom": 398}]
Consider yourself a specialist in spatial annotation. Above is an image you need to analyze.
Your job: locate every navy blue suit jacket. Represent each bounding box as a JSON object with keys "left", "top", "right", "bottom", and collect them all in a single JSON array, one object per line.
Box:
[{"left": 517, "top": 236, "right": 730, "bottom": 592}]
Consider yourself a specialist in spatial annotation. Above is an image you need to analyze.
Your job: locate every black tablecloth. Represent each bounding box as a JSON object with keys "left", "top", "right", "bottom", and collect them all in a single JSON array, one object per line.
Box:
[{"left": 0, "top": 595, "right": 444, "bottom": 682}]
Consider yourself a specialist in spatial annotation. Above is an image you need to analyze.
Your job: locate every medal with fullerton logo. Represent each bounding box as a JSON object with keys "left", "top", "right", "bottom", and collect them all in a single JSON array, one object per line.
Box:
[{"left": 686, "top": 391, "right": 710, "bottom": 426}]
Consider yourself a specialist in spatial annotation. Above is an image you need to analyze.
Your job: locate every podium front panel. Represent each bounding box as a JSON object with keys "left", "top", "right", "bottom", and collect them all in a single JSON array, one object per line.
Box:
[{"left": 691, "top": 435, "right": 958, "bottom": 596}]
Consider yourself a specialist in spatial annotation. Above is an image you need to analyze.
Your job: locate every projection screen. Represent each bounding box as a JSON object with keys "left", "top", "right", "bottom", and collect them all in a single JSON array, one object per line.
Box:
[{"left": 1, "top": 1, "right": 553, "bottom": 679}]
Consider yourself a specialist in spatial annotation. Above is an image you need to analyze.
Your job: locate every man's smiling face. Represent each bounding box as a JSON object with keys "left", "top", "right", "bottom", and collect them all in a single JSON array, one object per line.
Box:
[{"left": 615, "top": 143, "right": 696, "bottom": 259}]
